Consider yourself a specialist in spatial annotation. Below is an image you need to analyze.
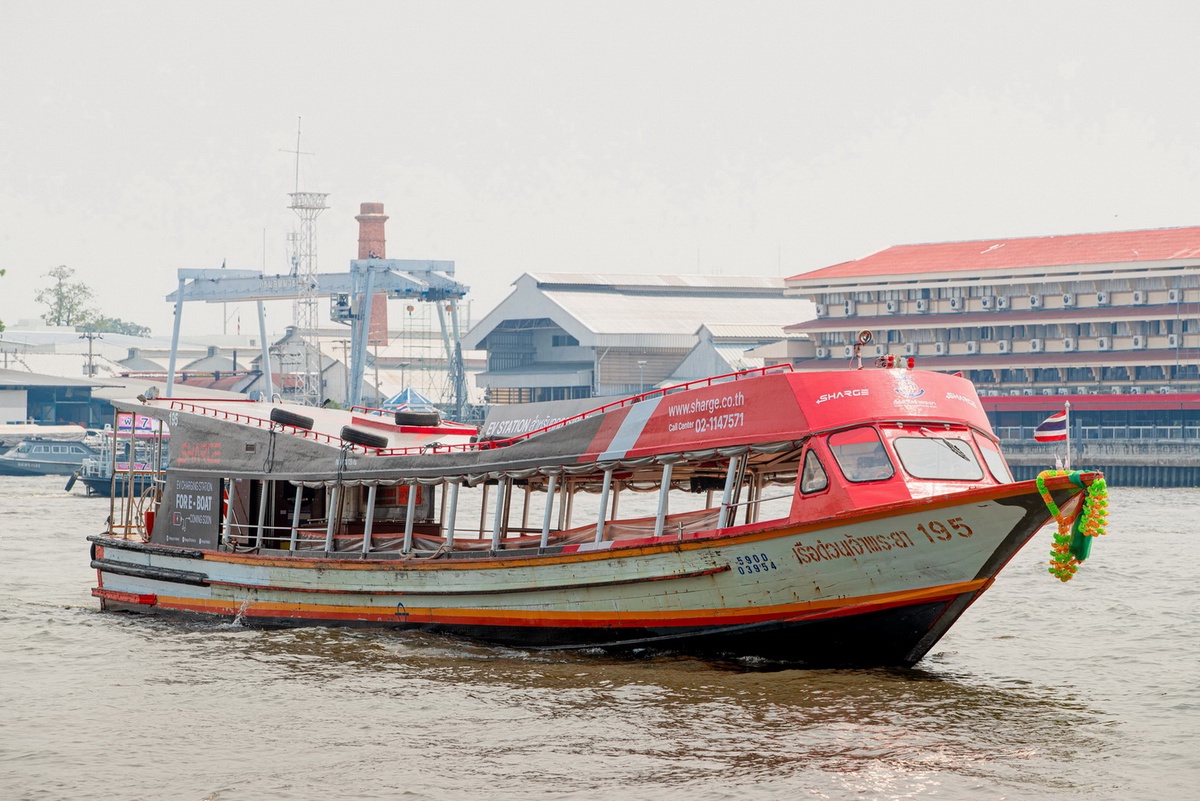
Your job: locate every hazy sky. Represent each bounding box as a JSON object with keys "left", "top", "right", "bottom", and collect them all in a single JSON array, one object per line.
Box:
[{"left": 2, "top": 1, "right": 1198, "bottom": 339}]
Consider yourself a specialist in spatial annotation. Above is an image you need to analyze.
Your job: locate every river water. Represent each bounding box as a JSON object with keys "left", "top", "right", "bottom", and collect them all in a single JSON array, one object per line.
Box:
[{"left": 1, "top": 475, "right": 1196, "bottom": 801}]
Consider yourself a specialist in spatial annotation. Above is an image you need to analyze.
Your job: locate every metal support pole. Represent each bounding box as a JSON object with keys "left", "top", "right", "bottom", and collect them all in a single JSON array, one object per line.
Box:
[
  {"left": 521, "top": 484, "right": 532, "bottom": 533},
  {"left": 444, "top": 480, "right": 460, "bottom": 549},
  {"left": 255, "top": 481, "right": 270, "bottom": 549},
  {"left": 558, "top": 478, "right": 569, "bottom": 530},
  {"left": 257, "top": 300, "right": 273, "bottom": 400},
  {"left": 540, "top": 473, "right": 558, "bottom": 549},
  {"left": 719, "top": 455, "right": 739, "bottom": 529},
  {"left": 653, "top": 461, "right": 675, "bottom": 538},
  {"left": 564, "top": 481, "right": 575, "bottom": 530},
  {"left": 448, "top": 300, "right": 467, "bottom": 420},
  {"left": 349, "top": 266, "right": 378, "bottom": 408},
  {"left": 324, "top": 485, "right": 339, "bottom": 552},
  {"left": 480, "top": 482, "right": 489, "bottom": 538},
  {"left": 402, "top": 481, "right": 418, "bottom": 553},
  {"left": 289, "top": 483, "right": 303, "bottom": 550},
  {"left": 491, "top": 478, "right": 508, "bottom": 550},
  {"left": 595, "top": 467, "right": 614, "bottom": 543},
  {"left": 222, "top": 478, "right": 237, "bottom": 546},
  {"left": 362, "top": 484, "right": 378, "bottom": 555},
  {"left": 166, "top": 278, "right": 186, "bottom": 398}
]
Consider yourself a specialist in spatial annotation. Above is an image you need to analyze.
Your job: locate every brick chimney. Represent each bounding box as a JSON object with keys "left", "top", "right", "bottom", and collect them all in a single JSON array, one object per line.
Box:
[
  {"left": 356, "top": 202, "right": 388, "bottom": 259},
  {"left": 355, "top": 202, "right": 390, "bottom": 346}
]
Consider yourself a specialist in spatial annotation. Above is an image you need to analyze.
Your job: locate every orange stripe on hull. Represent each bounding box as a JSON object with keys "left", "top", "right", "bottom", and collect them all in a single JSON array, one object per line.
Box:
[{"left": 150, "top": 578, "right": 987, "bottom": 630}]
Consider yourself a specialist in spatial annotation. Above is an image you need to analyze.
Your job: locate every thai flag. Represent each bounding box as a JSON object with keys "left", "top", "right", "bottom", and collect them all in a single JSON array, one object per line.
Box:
[{"left": 1034, "top": 410, "right": 1068, "bottom": 442}]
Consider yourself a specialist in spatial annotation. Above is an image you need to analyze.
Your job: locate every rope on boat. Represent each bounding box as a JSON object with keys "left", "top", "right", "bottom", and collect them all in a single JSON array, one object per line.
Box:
[{"left": 1035, "top": 469, "right": 1109, "bottom": 582}]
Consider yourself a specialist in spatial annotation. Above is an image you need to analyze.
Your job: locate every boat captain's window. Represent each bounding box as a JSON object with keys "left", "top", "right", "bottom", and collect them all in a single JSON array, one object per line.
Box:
[
  {"left": 828, "top": 427, "right": 894, "bottom": 482},
  {"left": 799, "top": 449, "right": 828, "bottom": 494},
  {"left": 973, "top": 433, "right": 1014, "bottom": 483},
  {"left": 894, "top": 434, "right": 984, "bottom": 480}
]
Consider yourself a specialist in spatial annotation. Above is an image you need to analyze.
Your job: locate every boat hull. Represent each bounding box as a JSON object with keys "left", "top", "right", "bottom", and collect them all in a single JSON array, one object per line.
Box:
[
  {"left": 0, "top": 459, "right": 83, "bottom": 476},
  {"left": 90, "top": 480, "right": 1065, "bottom": 667},
  {"left": 76, "top": 473, "right": 157, "bottom": 498}
]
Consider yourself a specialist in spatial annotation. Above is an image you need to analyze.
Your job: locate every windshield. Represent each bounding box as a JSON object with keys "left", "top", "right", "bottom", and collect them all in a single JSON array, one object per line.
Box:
[
  {"left": 973, "top": 433, "right": 1013, "bottom": 483},
  {"left": 893, "top": 435, "right": 984, "bottom": 480},
  {"left": 828, "top": 427, "right": 894, "bottom": 482}
]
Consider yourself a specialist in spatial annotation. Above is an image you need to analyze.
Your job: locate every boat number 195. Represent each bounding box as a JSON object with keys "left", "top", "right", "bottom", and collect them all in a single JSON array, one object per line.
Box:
[
  {"left": 915, "top": 517, "right": 974, "bottom": 542},
  {"left": 735, "top": 553, "right": 779, "bottom": 575}
]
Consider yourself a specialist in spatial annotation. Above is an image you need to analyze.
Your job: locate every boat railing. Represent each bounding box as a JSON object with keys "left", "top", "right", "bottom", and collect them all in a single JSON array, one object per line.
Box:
[
  {"left": 164, "top": 365, "right": 793, "bottom": 458},
  {"left": 165, "top": 400, "right": 348, "bottom": 448}
]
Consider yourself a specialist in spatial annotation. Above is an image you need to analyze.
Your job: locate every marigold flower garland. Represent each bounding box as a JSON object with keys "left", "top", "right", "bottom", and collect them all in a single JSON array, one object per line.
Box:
[{"left": 1035, "top": 470, "right": 1109, "bottom": 582}]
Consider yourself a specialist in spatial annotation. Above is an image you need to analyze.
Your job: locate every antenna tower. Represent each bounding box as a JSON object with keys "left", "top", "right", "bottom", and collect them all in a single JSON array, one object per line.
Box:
[{"left": 284, "top": 119, "right": 328, "bottom": 405}]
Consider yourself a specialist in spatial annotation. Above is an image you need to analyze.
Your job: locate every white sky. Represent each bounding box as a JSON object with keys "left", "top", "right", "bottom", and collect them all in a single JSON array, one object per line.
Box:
[{"left": 2, "top": 1, "right": 1198, "bottom": 340}]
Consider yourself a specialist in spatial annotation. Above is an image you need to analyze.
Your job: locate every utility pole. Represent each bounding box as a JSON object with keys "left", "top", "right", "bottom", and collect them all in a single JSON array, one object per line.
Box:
[{"left": 80, "top": 330, "right": 102, "bottom": 377}]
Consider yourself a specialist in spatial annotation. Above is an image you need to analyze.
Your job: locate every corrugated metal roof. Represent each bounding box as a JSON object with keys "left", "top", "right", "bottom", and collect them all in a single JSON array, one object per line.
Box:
[
  {"left": 711, "top": 343, "right": 764, "bottom": 371},
  {"left": 789, "top": 226, "right": 1200, "bottom": 282},
  {"left": 700, "top": 323, "right": 793, "bottom": 341},
  {"left": 0, "top": 368, "right": 101, "bottom": 388},
  {"left": 542, "top": 290, "right": 800, "bottom": 337},
  {"left": 527, "top": 272, "right": 786, "bottom": 292}
]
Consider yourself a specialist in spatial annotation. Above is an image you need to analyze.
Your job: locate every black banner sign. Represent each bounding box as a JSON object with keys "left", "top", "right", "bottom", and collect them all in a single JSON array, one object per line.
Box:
[{"left": 154, "top": 472, "right": 221, "bottom": 549}]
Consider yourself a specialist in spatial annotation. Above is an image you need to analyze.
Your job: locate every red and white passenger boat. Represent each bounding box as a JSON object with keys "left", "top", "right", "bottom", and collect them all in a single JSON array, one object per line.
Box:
[{"left": 89, "top": 362, "right": 1102, "bottom": 667}]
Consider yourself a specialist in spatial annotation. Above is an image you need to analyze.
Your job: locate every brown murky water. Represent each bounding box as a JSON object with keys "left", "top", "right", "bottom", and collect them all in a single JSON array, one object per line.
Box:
[{"left": 1, "top": 476, "right": 1196, "bottom": 800}]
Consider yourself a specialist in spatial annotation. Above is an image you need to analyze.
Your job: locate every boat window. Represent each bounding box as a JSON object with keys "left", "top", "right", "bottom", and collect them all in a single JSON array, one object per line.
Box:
[
  {"left": 799, "top": 449, "right": 828, "bottom": 494},
  {"left": 973, "top": 433, "right": 1014, "bottom": 483},
  {"left": 893, "top": 435, "right": 984, "bottom": 480},
  {"left": 16, "top": 443, "right": 31, "bottom": 453},
  {"left": 828, "top": 427, "right": 894, "bottom": 482}
]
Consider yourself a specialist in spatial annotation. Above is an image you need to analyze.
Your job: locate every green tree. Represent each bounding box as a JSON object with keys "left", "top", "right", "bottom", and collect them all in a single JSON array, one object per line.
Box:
[
  {"left": 86, "top": 316, "right": 152, "bottom": 337},
  {"left": 36, "top": 265, "right": 95, "bottom": 327}
]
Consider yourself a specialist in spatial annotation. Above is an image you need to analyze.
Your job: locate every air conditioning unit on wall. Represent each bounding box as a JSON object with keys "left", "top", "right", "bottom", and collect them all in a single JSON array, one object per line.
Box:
[
  {"left": 934, "top": 342, "right": 946, "bottom": 355},
  {"left": 1030, "top": 338, "right": 1043, "bottom": 352},
  {"left": 996, "top": 295, "right": 1010, "bottom": 309},
  {"left": 815, "top": 304, "right": 827, "bottom": 317},
  {"left": 815, "top": 347, "right": 829, "bottom": 359},
  {"left": 1029, "top": 295, "right": 1042, "bottom": 308},
  {"left": 1168, "top": 333, "right": 1181, "bottom": 348},
  {"left": 965, "top": 341, "right": 978, "bottom": 354},
  {"left": 1132, "top": 290, "right": 1146, "bottom": 305},
  {"left": 885, "top": 300, "right": 899, "bottom": 313},
  {"left": 949, "top": 297, "right": 963, "bottom": 311},
  {"left": 1168, "top": 289, "right": 1182, "bottom": 303},
  {"left": 1062, "top": 293, "right": 1076, "bottom": 307},
  {"left": 844, "top": 299, "right": 857, "bottom": 316},
  {"left": 1132, "top": 335, "right": 1145, "bottom": 349},
  {"left": 1097, "top": 337, "right": 1110, "bottom": 351},
  {"left": 915, "top": 299, "right": 929, "bottom": 313},
  {"left": 980, "top": 296, "right": 994, "bottom": 309},
  {"left": 1096, "top": 291, "right": 1110, "bottom": 305},
  {"left": 997, "top": 340, "right": 1010, "bottom": 353},
  {"left": 904, "top": 342, "right": 916, "bottom": 356},
  {"left": 1063, "top": 337, "right": 1076, "bottom": 351}
]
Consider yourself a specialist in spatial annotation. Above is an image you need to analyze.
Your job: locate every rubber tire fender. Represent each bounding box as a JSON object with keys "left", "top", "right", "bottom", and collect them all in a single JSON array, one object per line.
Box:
[
  {"left": 340, "top": 425, "right": 390, "bottom": 449},
  {"left": 270, "top": 408, "right": 315, "bottom": 430}
]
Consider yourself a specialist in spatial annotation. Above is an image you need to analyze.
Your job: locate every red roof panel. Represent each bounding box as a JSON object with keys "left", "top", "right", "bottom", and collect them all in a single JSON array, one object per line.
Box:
[{"left": 790, "top": 226, "right": 1200, "bottom": 281}]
